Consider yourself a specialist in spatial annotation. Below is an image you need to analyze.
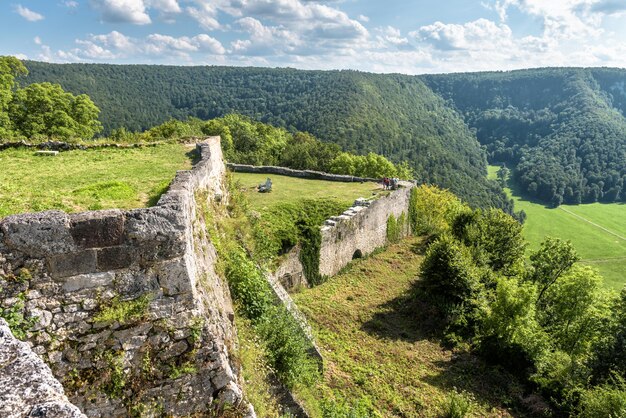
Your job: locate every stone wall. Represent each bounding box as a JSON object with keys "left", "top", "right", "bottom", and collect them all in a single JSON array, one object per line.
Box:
[
  {"left": 319, "top": 184, "right": 413, "bottom": 277},
  {"left": 0, "top": 137, "right": 250, "bottom": 417},
  {"left": 227, "top": 163, "right": 378, "bottom": 183},
  {"left": 0, "top": 318, "right": 86, "bottom": 418}
]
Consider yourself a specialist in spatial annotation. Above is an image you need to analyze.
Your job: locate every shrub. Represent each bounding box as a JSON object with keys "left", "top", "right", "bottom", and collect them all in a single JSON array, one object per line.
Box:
[
  {"left": 578, "top": 378, "right": 626, "bottom": 418},
  {"left": 409, "top": 185, "right": 468, "bottom": 235},
  {"left": 257, "top": 306, "right": 320, "bottom": 388},
  {"left": 441, "top": 389, "right": 473, "bottom": 418}
]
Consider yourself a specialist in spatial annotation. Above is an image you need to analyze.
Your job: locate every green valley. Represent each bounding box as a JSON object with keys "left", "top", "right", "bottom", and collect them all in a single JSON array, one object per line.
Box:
[{"left": 488, "top": 165, "right": 626, "bottom": 289}]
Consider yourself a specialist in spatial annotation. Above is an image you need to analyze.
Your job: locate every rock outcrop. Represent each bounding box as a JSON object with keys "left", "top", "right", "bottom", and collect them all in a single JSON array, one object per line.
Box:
[{"left": 0, "top": 318, "right": 85, "bottom": 418}]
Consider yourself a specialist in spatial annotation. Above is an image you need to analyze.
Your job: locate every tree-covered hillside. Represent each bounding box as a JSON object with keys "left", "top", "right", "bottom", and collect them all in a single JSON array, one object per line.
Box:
[
  {"left": 22, "top": 61, "right": 511, "bottom": 212},
  {"left": 422, "top": 68, "right": 626, "bottom": 206}
]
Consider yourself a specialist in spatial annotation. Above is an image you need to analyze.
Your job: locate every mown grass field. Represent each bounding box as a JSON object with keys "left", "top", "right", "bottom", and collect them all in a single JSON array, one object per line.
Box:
[
  {"left": 231, "top": 172, "right": 382, "bottom": 211},
  {"left": 294, "top": 237, "right": 525, "bottom": 417},
  {"left": 0, "top": 144, "right": 192, "bottom": 218},
  {"left": 488, "top": 165, "right": 626, "bottom": 290}
]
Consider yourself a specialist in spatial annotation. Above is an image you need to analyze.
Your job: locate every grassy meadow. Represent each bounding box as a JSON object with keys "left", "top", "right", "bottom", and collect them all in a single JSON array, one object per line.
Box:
[
  {"left": 231, "top": 172, "right": 382, "bottom": 211},
  {"left": 488, "top": 165, "right": 626, "bottom": 289},
  {"left": 0, "top": 144, "right": 193, "bottom": 218},
  {"left": 294, "top": 237, "right": 525, "bottom": 417}
]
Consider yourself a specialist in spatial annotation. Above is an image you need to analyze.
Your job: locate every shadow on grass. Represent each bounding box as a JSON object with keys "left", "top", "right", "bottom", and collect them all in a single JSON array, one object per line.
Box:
[
  {"left": 361, "top": 280, "right": 535, "bottom": 417},
  {"left": 186, "top": 148, "right": 201, "bottom": 166},
  {"left": 360, "top": 281, "right": 444, "bottom": 343},
  {"left": 422, "top": 355, "right": 532, "bottom": 418}
]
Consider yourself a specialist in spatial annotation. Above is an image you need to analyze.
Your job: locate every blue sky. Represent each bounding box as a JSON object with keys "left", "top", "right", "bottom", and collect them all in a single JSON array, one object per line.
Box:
[{"left": 1, "top": 0, "right": 626, "bottom": 74}]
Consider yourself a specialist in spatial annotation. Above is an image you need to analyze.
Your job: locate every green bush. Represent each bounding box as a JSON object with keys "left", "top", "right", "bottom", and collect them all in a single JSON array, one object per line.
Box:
[
  {"left": 93, "top": 295, "right": 151, "bottom": 325},
  {"left": 257, "top": 306, "right": 320, "bottom": 388},
  {"left": 387, "top": 214, "right": 399, "bottom": 243},
  {"left": 578, "top": 378, "right": 626, "bottom": 418},
  {"left": 441, "top": 389, "right": 473, "bottom": 418},
  {"left": 251, "top": 198, "right": 347, "bottom": 285},
  {"left": 222, "top": 245, "right": 273, "bottom": 322}
]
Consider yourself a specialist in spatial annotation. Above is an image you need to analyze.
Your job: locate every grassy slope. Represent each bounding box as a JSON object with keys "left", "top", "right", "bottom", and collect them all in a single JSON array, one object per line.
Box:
[
  {"left": 232, "top": 172, "right": 382, "bottom": 211},
  {"left": 0, "top": 144, "right": 192, "bottom": 218},
  {"left": 294, "top": 237, "right": 524, "bottom": 417},
  {"left": 488, "top": 165, "right": 626, "bottom": 289}
]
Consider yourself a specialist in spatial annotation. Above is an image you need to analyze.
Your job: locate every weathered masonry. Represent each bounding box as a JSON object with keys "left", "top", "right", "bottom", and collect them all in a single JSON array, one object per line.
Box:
[
  {"left": 319, "top": 184, "right": 413, "bottom": 277},
  {"left": 0, "top": 137, "right": 251, "bottom": 417}
]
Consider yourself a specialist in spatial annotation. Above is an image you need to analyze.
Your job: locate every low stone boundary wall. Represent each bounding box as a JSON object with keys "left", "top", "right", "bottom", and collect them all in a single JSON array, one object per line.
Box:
[
  {"left": 0, "top": 137, "right": 250, "bottom": 417},
  {"left": 227, "top": 163, "right": 378, "bottom": 183},
  {"left": 0, "top": 140, "right": 171, "bottom": 151}
]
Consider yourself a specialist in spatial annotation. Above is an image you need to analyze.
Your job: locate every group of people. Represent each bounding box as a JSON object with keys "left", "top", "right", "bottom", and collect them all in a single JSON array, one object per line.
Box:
[{"left": 382, "top": 177, "right": 399, "bottom": 190}]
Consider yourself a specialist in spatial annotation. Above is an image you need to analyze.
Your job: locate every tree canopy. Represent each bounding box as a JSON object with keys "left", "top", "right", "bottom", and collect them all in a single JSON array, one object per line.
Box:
[{"left": 0, "top": 56, "right": 101, "bottom": 140}]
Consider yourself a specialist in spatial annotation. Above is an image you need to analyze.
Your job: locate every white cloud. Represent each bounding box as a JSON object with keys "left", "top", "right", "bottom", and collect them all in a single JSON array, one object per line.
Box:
[
  {"left": 376, "top": 26, "right": 409, "bottom": 48},
  {"left": 60, "top": 31, "right": 226, "bottom": 62},
  {"left": 358, "top": 14, "right": 369, "bottom": 23},
  {"left": 63, "top": 1, "right": 79, "bottom": 8},
  {"left": 92, "top": 0, "right": 151, "bottom": 24},
  {"left": 416, "top": 18, "right": 513, "bottom": 51},
  {"left": 15, "top": 5, "right": 44, "bottom": 22},
  {"left": 194, "top": 34, "right": 227, "bottom": 54},
  {"left": 186, "top": 2, "right": 220, "bottom": 30},
  {"left": 189, "top": 0, "right": 369, "bottom": 50},
  {"left": 92, "top": 31, "right": 135, "bottom": 51},
  {"left": 493, "top": 0, "right": 603, "bottom": 39},
  {"left": 34, "top": 36, "right": 42, "bottom": 45},
  {"left": 147, "top": 0, "right": 181, "bottom": 14},
  {"left": 232, "top": 17, "right": 300, "bottom": 55}
]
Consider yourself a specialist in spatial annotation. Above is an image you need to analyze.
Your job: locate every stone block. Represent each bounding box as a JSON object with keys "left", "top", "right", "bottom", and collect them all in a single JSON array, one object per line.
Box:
[
  {"left": 70, "top": 210, "right": 125, "bottom": 249},
  {"left": 96, "top": 246, "right": 134, "bottom": 271},
  {"left": 0, "top": 319, "right": 86, "bottom": 418},
  {"left": 47, "top": 250, "right": 97, "bottom": 279},
  {"left": 61, "top": 272, "right": 114, "bottom": 292},
  {"left": 156, "top": 258, "right": 192, "bottom": 296},
  {"left": 113, "top": 270, "right": 159, "bottom": 297},
  {"left": 1, "top": 211, "right": 76, "bottom": 257}
]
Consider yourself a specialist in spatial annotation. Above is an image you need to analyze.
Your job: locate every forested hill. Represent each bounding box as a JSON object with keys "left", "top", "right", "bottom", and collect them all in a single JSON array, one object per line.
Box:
[
  {"left": 422, "top": 68, "right": 626, "bottom": 206},
  {"left": 23, "top": 61, "right": 510, "bottom": 212}
]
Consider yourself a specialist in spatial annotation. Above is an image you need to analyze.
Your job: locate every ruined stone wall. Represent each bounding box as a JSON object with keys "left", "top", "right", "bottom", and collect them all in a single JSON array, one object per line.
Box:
[
  {"left": 0, "top": 137, "right": 249, "bottom": 417},
  {"left": 319, "top": 184, "right": 413, "bottom": 278}
]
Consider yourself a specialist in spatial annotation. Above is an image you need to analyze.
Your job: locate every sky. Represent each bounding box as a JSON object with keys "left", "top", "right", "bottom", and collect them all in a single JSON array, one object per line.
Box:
[{"left": 1, "top": 0, "right": 626, "bottom": 74}]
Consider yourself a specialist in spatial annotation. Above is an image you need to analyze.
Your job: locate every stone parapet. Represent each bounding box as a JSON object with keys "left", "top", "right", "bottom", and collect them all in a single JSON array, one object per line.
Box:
[{"left": 0, "top": 137, "right": 249, "bottom": 417}]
